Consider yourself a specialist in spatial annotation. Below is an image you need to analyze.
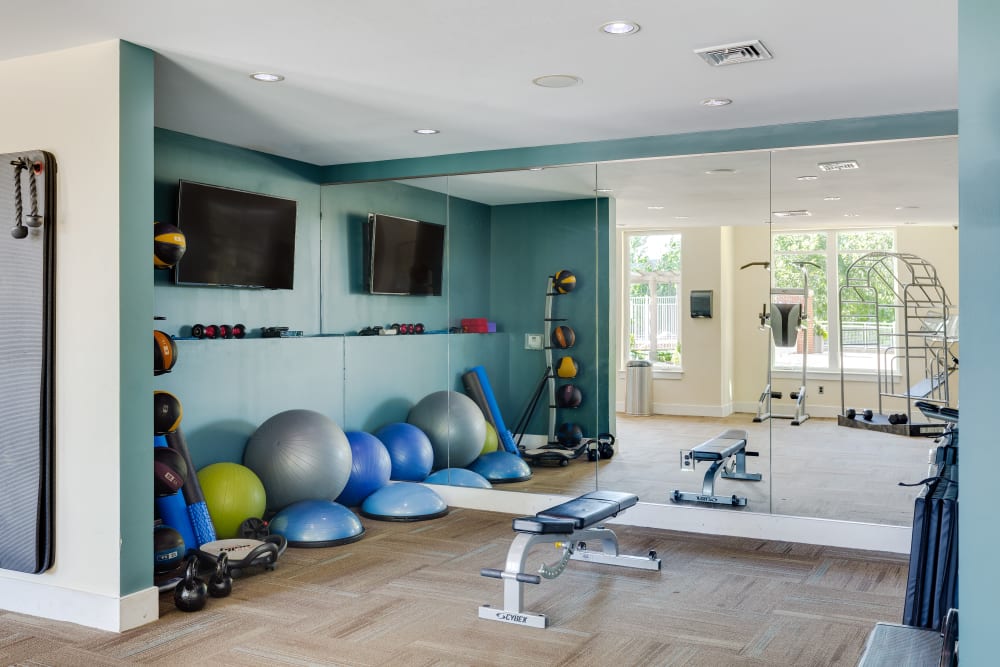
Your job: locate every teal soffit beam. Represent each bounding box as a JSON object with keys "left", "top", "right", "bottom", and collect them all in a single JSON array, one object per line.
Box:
[{"left": 321, "top": 110, "right": 957, "bottom": 184}]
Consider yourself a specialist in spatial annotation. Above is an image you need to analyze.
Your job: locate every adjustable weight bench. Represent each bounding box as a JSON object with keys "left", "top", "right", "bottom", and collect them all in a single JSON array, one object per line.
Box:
[
  {"left": 479, "top": 490, "right": 661, "bottom": 628},
  {"left": 671, "top": 429, "right": 761, "bottom": 507}
]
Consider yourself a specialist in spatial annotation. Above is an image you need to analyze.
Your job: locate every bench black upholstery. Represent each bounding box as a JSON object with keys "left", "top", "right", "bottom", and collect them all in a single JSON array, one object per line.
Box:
[
  {"left": 688, "top": 429, "right": 747, "bottom": 462},
  {"left": 511, "top": 491, "right": 638, "bottom": 533}
]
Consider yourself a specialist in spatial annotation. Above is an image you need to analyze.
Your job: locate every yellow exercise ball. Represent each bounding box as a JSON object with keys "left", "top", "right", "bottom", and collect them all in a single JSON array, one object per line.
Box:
[
  {"left": 481, "top": 422, "right": 499, "bottom": 455},
  {"left": 197, "top": 462, "right": 267, "bottom": 539}
]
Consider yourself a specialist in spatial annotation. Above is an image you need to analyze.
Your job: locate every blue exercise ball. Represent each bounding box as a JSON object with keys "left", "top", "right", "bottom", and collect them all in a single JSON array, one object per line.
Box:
[
  {"left": 424, "top": 468, "right": 492, "bottom": 489},
  {"left": 268, "top": 499, "right": 365, "bottom": 547},
  {"left": 360, "top": 482, "right": 448, "bottom": 521},
  {"left": 244, "top": 409, "right": 353, "bottom": 512},
  {"left": 336, "top": 431, "right": 392, "bottom": 507},
  {"left": 468, "top": 451, "right": 532, "bottom": 483},
  {"left": 373, "top": 423, "right": 433, "bottom": 482}
]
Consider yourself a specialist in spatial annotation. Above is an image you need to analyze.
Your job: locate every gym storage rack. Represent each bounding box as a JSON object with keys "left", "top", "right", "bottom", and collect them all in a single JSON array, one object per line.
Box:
[{"left": 837, "top": 252, "right": 955, "bottom": 436}]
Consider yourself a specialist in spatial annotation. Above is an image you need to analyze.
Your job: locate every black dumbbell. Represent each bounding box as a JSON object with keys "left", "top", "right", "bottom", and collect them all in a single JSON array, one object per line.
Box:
[
  {"left": 845, "top": 408, "right": 857, "bottom": 420},
  {"left": 191, "top": 323, "right": 220, "bottom": 340},
  {"left": 888, "top": 413, "right": 909, "bottom": 425},
  {"left": 863, "top": 409, "right": 874, "bottom": 421},
  {"left": 218, "top": 324, "right": 232, "bottom": 339},
  {"left": 231, "top": 323, "right": 247, "bottom": 339},
  {"left": 414, "top": 323, "right": 425, "bottom": 334}
]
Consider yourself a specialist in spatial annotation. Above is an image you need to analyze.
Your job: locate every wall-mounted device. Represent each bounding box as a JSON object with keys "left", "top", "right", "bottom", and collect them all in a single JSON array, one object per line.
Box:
[
  {"left": 364, "top": 213, "right": 445, "bottom": 296},
  {"left": 690, "top": 290, "right": 713, "bottom": 318},
  {"left": 174, "top": 181, "right": 297, "bottom": 289}
]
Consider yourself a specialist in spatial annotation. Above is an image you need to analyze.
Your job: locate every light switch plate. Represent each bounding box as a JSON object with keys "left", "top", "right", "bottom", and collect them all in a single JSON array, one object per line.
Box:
[{"left": 525, "top": 333, "right": 544, "bottom": 350}]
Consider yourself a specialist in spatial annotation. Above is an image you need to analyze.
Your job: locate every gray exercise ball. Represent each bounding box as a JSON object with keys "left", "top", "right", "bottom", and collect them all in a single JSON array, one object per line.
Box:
[
  {"left": 407, "top": 390, "right": 487, "bottom": 471},
  {"left": 243, "top": 409, "right": 353, "bottom": 512}
]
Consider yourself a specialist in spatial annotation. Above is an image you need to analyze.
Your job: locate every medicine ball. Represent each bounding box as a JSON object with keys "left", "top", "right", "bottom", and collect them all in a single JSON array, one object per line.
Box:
[
  {"left": 154, "top": 330, "right": 177, "bottom": 375},
  {"left": 557, "top": 422, "right": 584, "bottom": 445},
  {"left": 153, "top": 221, "right": 186, "bottom": 269},
  {"left": 552, "top": 269, "right": 576, "bottom": 294},
  {"left": 153, "top": 525, "right": 185, "bottom": 574},
  {"left": 154, "top": 447, "right": 189, "bottom": 496},
  {"left": 556, "top": 384, "right": 582, "bottom": 408},
  {"left": 551, "top": 325, "right": 575, "bottom": 349},
  {"left": 153, "top": 391, "right": 183, "bottom": 435},
  {"left": 556, "top": 356, "right": 578, "bottom": 378}
]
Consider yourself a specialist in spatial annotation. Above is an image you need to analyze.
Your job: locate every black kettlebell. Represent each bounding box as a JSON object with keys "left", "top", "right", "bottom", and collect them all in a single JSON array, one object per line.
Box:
[
  {"left": 208, "top": 553, "right": 233, "bottom": 598},
  {"left": 174, "top": 556, "right": 208, "bottom": 612}
]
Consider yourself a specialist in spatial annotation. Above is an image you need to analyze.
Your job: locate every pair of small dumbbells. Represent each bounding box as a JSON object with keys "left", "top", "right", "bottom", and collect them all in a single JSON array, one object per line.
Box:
[
  {"left": 191, "top": 323, "right": 247, "bottom": 339},
  {"left": 845, "top": 408, "right": 874, "bottom": 421}
]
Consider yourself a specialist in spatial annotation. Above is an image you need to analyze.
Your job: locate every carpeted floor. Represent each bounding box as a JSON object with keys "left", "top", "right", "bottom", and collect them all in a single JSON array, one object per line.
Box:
[{"left": 0, "top": 508, "right": 906, "bottom": 666}]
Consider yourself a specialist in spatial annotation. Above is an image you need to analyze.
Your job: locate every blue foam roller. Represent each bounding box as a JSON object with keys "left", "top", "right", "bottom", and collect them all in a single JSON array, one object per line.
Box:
[
  {"left": 471, "top": 366, "right": 519, "bottom": 455},
  {"left": 424, "top": 468, "right": 492, "bottom": 489},
  {"left": 468, "top": 451, "right": 532, "bottom": 483},
  {"left": 268, "top": 499, "right": 365, "bottom": 548},
  {"left": 360, "top": 482, "right": 448, "bottom": 522},
  {"left": 187, "top": 502, "right": 216, "bottom": 547}
]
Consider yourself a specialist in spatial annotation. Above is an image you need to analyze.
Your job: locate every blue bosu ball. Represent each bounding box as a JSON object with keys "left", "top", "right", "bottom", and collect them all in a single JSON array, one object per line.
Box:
[
  {"left": 268, "top": 499, "right": 365, "bottom": 547},
  {"left": 424, "top": 468, "right": 493, "bottom": 489},
  {"left": 360, "top": 482, "right": 448, "bottom": 522},
  {"left": 468, "top": 451, "right": 532, "bottom": 483}
]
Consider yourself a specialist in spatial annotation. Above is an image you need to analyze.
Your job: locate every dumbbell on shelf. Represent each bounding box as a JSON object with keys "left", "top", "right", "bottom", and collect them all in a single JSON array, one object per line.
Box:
[
  {"left": 845, "top": 408, "right": 857, "bottom": 420},
  {"left": 191, "top": 323, "right": 246, "bottom": 339},
  {"left": 888, "top": 413, "right": 909, "bottom": 425}
]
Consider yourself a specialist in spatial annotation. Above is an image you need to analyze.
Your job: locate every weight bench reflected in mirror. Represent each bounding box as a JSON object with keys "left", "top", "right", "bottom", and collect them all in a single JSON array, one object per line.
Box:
[
  {"left": 671, "top": 429, "right": 761, "bottom": 507},
  {"left": 479, "top": 490, "right": 661, "bottom": 629}
]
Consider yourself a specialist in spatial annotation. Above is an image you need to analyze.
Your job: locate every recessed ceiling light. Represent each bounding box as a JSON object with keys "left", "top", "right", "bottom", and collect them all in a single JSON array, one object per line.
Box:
[
  {"left": 904, "top": 221, "right": 918, "bottom": 225},
  {"left": 250, "top": 72, "right": 284, "bottom": 82},
  {"left": 533, "top": 74, "right": 582, "bottom": 88},
  {"left": 414, "top": 128, "right": 440, "bottom": 135},
  {"left": 773, "top": 210, "right": 812, "bottom": 218},
  {"left": 701, "top": 98, "right": 732, "bottom": 107},
  {"left": 705, "top": 168, "right": 736, "bottom": 175},
  {"left": 529, "top": 167, "right": 544, "bottom": 171},
  {"left": 895, "top": 205, "right": 920, "bottom": 210},
  {"left": 823, "top": 196, "right": 842, "bottom": 201},
  {"left": 843, "top": 213, "right": 861, "bottom": 217},
  {"left": 674, "top": 216, "right": 690, "bottom": 220},
  {"left": 595, "top": 188, "right": 613, "bottom": 194},
  {"left": 797, "top": 175, "right": 818, "bottom": 181},
  {"left": 647, "top": 206, "right": 664, "bottom": 210},
  {"left": 601, "top": 20, "right": 640, "bottom": 35}
]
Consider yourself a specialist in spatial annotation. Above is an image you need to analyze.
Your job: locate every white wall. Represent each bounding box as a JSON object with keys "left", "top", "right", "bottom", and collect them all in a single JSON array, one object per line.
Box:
[{"left": 0, "top": 41, "right": 150, "bottom": 630}]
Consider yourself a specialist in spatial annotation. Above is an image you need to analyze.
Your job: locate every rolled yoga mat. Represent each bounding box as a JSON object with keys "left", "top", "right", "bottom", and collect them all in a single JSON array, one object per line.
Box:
[
  {"left": 466, "top": 366, "right": 518, "bottom": 455},
  {"left": 165, "top": 429, "right": 217, "bottom": 547}
]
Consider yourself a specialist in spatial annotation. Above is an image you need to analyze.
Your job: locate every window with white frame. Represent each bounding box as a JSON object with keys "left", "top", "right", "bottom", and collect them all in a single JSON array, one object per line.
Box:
[
  {"left": 771, "top": 229, "right": 895, "bottom": 372},
  {"left": 622, "top": 232, "right": 681, "bottom": 369}
]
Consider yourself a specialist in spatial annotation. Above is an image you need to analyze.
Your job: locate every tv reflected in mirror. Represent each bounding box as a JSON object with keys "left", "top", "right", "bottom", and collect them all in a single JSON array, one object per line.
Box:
[
  {"left": 173, "top": 181, "right": 297, "bottom": 289},
  {"left": 365, "top": 213, "right": 445, "bottom": 296}
]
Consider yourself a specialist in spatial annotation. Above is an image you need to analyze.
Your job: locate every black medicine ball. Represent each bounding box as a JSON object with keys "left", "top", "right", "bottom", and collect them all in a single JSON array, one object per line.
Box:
[
  {"left": 556, "top": 384, "right": 582, "bottom": 408},
  {"left": 552, "top": 269, "right": 576, "bottom": 294},
  {"left": 153, "top": 391, "right": 183, "bottom": 435},
  {"left": 551, "top": 325, "right": 575, "bottom": 349},
  {"left": 154, "top": 221, "right": 187, "bottom": 269},
  {"left": 154, "top": 525, "right": 186, "bottom": 574},
  {"left": 557, "top": 422, "right": 584, "bottom": 445},
  {"left": 154, "top": 330, "right": 177, "bottom": 375}
]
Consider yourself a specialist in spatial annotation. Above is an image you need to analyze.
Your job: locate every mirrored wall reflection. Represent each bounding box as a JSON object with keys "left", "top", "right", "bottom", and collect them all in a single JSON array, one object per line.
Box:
[
  {"left": 768, "top": 136, "right": 958, "bottom": 526},
  {"left": 596, "top": 151, "right": 774, "bottom": 512},
  {"left": 440, "top": 164, "right": 603, "bottom": 493}
]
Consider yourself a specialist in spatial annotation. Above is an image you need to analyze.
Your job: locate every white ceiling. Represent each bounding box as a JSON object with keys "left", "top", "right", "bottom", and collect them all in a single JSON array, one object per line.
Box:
[{"left": 1, "top": 1, "right": 956, "bottom": 166}]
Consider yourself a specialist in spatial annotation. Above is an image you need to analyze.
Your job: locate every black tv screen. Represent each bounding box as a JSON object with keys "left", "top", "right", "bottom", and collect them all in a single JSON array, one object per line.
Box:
[
  {"left": 366, "top": 213, "right": 445, "bottom": 295},
  {"left": 174, "top": 181, "right": 297, "bottom": 289}
]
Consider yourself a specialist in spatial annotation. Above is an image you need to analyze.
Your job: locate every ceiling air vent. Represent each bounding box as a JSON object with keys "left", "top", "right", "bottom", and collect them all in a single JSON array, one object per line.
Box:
[
  {"left": 817, "top": 160, "right": 860, "bottom": 172},
  {"left": 694, "top": 40, "right": 773, "bottom": 67}
]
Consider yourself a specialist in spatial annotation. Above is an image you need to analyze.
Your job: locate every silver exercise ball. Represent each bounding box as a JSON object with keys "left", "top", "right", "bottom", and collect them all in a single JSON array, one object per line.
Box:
[{"left": 407, "top": 391, "right": 487, "bottom": 471}]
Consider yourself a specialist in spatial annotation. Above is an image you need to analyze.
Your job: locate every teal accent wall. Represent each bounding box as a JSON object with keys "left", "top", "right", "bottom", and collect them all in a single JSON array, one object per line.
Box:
[
  {"left": 322, "top": 111, "right": 958, "bottom": 184},
  {"left": 958, "top": 1, "right": 998, "bottom": 661},
  {"left": 119, "top": 41, "right": 154, "bottom": 596},
  {"left": 489, "top": 198, "right": 612, "bottom": 439}
]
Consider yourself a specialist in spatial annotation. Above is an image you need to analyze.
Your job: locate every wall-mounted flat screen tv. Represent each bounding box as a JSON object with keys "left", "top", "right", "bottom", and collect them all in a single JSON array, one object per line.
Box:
[
  {"left": 174, "top": 181, "right": 297, "bottom": 289},
  {"left": 365, "top": 213, "right": 445, "bottom": 295}
]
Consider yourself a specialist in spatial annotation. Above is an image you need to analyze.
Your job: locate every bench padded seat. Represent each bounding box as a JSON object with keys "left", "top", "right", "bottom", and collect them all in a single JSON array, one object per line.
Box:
[
  {"left": 689, "top": 429, "right": 748, "bottom": 462},
  {"left": 535, "top": 491, "right": 638, "bottom": 529},
  {"left": 512, "top": 516, "right": 576, "bottom": 534}
]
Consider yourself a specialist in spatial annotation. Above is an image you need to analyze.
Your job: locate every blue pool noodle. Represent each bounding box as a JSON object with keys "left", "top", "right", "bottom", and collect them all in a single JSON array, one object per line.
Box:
[{"left": 471, "top": 365, "right": 519, "bottom": 455}]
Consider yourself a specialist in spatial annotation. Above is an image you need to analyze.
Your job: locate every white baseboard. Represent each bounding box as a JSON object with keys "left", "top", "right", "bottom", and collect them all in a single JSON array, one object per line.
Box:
[
  {"left": 427, "top": 485, "right": 910, "bottom": 554},
  {"left": 0, "top": 579, "right": 159, "bottom": 632},
  {"left": 733, "top": 401, "right": 843, "bottom": 418},
  {"left": 615, "top": 402, "right": 735, "bottom": 418}
]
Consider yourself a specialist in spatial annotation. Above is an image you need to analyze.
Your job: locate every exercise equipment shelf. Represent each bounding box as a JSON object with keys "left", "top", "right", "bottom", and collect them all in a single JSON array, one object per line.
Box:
[{"left": 479, "top": 491, "right": 660, "bottom": 629}]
